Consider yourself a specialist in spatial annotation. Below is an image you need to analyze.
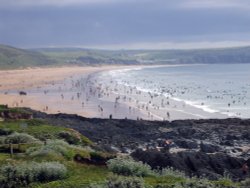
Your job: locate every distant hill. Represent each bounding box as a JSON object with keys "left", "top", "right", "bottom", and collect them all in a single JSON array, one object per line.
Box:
[
  {"left": 1, "top": 44, "right": 250, "bottom": 69},
  {"left": 32, "top": 46, "right": 250, "bottom": 65},
  {"left": 0, "top": 44, "right": 55, "bottom": 69},
  {"left": 32, "top": 48, "right": 140, "bottom": 66},
  {"left": 133, "top": 46, "right": 250, "bottom": 64}
]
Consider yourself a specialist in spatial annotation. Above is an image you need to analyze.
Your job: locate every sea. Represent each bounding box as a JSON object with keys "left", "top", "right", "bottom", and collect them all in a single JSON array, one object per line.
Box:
[{"left": 98, "top": 64, "right": 250, "bottom": 118}]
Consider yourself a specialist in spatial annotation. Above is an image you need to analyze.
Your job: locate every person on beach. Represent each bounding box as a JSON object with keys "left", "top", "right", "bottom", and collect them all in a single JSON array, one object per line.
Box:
[{"left": 167, "top": 112, "right": 170, "bottom": 119}]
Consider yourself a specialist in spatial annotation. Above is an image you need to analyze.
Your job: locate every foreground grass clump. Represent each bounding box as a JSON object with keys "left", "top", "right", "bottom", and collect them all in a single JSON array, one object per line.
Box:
[
  {"left": 107, "top": 157, "right": 154, "bottom": 177},
  {"left": 0, "top": 128, "right": 13, "bottom": 136},
  {"left": 88, "top": 175, "right": 145, "bottom": 188},
  {"left": 1, "top": 132, "right": 41, "bottom": 144},
  {"left": 26, "top": 139, "right": 85, "bottom": 160},
  {"left": 107, "top": 175, "right": 145, "bottom": 188},
  {"left": 160, "top": 167, "right": 186, "bottom": 179},
  {"left": 0, "top": 161, "right": 67, "bottom": 188},
  {"left": 241, "top": 178, "right": 250, "bottom": 187}
]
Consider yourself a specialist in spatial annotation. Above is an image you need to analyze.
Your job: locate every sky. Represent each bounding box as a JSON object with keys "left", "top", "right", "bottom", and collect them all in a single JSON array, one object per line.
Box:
[{"left": 0, "top": 0, "right": 250, "bottom": 49}]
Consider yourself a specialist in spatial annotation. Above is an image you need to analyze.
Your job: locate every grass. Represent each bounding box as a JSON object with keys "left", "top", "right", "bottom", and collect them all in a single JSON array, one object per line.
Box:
[
  {"left": 32, "top": 162, "right": 109, "bottom": 188},
  {"left": 0, "top": 119, "right": 92, "bottom": 145},
  {"left": 212, "top": 179, "right": 240, "bottom": 187},
  {"left": 0, "top": 153, "right": 11, "bottom": 165},
  {"left": 145, "top": 175, "right": 186, "bottom": 186}
]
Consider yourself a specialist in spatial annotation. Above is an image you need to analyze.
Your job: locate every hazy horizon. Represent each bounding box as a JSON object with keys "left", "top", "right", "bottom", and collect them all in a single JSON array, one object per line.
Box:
[{"left": 1, "top": 0, "right": 250, "bottom": 50}]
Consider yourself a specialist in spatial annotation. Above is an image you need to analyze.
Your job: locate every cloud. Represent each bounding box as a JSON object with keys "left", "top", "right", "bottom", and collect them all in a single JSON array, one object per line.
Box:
[
  {"left": 0, "top": 0, "right": 125, "bottom": 7},
  {"left": 179, "top": 0, "right": 250, "bottom": 10},
  {"left": 79, "top": 41, "right": 250, "bottom": 50},
  {"left": 1, "top": 0, "right": 249, "bottom": 10}
]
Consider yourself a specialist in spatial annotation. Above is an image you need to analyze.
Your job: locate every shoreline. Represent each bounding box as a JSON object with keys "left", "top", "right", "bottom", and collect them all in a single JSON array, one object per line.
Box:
[{"left": 0, "top": 65, "right": 230, "bottom": 120}]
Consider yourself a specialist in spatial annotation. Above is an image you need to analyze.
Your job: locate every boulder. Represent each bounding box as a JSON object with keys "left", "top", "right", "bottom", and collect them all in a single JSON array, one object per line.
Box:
[{"left": 200, "top": 142, "right": 221, "bottom": 153}]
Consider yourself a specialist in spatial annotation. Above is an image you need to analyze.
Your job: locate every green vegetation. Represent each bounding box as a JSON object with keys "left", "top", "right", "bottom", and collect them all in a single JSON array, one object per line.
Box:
[
  {"left": 0, "top": 107, "right": 246, "bottom": 188},
  {"left": 0, "top": 105, "right": 32, "bottom": 115},
  {"left": 107, "top": 157, "right": 154, "bottom": 177},
  {"left": 0, "top": 161, "right": 67, "bottom": 187},
  {"left": 1, "top": 132, "right": 40, "bottom": 144},
  {"left": 0, "top": 44, "right": 55, "bottom": 69},
  {"left": 1, "top": 44, "right": 250, "bottom": 69},
  {"left": 0, "top": 119, "right": 91, "bottom": 144},
  {"left": 87, "top": 175, "right": 145, "bottom": 188}
]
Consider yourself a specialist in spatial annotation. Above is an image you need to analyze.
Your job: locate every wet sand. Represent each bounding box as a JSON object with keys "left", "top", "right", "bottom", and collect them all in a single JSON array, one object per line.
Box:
[{"left": 0, "top": 65, "right": 228, "bottom": 120}]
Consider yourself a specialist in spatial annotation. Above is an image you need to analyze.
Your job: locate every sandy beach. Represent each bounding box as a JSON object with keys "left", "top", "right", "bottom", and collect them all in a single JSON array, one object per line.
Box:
[
  {"left": 0, "top": 65, "right": 146, "bottom": 118},
  {"left": 0, "top": 65, "right": 228, "bottom": 120}
]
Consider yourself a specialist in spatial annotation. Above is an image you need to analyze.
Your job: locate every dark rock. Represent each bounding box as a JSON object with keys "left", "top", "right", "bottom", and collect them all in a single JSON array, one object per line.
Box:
[
  {"left": 131, "top": 149, "right": 246, "bottom": 181},
  {"left": 200, "top": 142, "right": 221, "bottom": 153},
  {"left": 174, "top": 139, "right": 198, "bottom": 149}
]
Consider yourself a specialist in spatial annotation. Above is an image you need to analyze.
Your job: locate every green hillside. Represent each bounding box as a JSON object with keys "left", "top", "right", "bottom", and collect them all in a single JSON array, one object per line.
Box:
[
  {"left": 0, "top": 44, "right": 55, "bottom": 69},
  {"left": 1, "top": 44, "right": 250, "bottom": 70},
  {"left": 31, "top": 46, "right": 250, "bottom": 65}
]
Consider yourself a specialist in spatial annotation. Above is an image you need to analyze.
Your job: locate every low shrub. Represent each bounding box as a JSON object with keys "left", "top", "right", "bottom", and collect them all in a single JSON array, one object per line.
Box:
[
  {"left": 90, "top": 152, "right": 114, "bottom": 164},
  {"left": 160, "top": 167, "right": 186, "bottom": 179},
  {"left": 3, "top": 132, "right": 40, "bottom": 144},
  {"left": 26, "top": 119, "right": 45, "bottom": 126},
  {"left": 26, "top": 139, "right": 75, "bottom": 160},
  {"left": 58, "top": 131, "right": 81, "bottom": 145},
  {"left": 107, "top": 175, "right": 145, "bottom": 188},
  {"left": 0, "top": 137, "right": 5, "bottom": 144},
  {"left": 80, "top": 135, "right": 93, "bottom": 145},
  {"left": 107, "top": 157, "right": 154, "bottom": 177},
  {"left": 87, "top": 175, "right": 145, "bottom": 188},
  {"left": 0, "top": 161, "right": 67, "bottom": 187},
  {"left": 241, "top": 178, "right": 250, "bottom": 187},
  {"left": 0, "top": 128, "right": 13, "bottom": 136}
]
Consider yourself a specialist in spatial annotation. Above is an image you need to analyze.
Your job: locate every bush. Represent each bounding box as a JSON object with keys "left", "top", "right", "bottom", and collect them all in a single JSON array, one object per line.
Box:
[
  {"left": 107, "top": 175, "right": 145, "bottom": 188},
  {"left": 88, "top": 175, "right": 145, "bottom": 188},
  {"left": 58, "top": 131, "right": 81, "bottom": 145},
  {"left": 26, "top": 139, "right": 75, "bottom": 160},
  {"left": 173, "top": 177, "right": 237, "bottom": 188},
  {"left": 241, "top": 178, "right": 250, "bottom": 187},
  {"left": 0, "top": 161, "right": 67, "bottom": 187},
  {"left": 107, "top": 157, "right": 153, "bottom": 177},
  {"left": 160, "top": 167, "right": 186, "bottom": 179},
  {"left": 58, "top": 129, "right": 93, "bottom": 146},
  {"left": 26, "top": 119, "right": 44, "bottom": 126},
  {"left": 182, "top": 178, "right": 216, "bottom": 188},
  {"left": 0, "top": 137, "right": 5, "bottom": 144},
  {"left": 0, "top": 128, "right": 13, "bottom": 136},
  {"left": 4, "top": 132, "right": 40, "bottom": 144}
]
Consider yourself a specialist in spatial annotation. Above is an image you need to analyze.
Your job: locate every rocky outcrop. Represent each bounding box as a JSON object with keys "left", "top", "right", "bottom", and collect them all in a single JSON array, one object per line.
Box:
[
  {"left": 16, "top": 108, "right": 250, "bottom": 180},
  {"left": 131, "top": 149, "right": 247, "bottom": 181}
]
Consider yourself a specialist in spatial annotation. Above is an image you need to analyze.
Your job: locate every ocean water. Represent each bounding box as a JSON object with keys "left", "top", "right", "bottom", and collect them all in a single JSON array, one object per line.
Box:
[{"left": 100, "top": 64, "right": 250, "bottom": 118}]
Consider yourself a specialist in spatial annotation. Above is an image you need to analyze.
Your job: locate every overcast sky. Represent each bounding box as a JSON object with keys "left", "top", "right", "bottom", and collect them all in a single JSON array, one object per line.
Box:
[{"left": 0, "top": 0, "right": 250, "bottom": 49}]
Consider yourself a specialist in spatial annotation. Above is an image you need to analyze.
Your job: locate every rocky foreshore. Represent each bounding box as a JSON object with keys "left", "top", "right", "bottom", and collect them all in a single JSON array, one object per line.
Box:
[{"left": 5, "top": 108, "right": 250, "bottom": 181}]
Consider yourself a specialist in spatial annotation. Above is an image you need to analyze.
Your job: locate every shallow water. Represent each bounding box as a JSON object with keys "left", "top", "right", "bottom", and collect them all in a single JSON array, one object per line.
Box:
[{"left": 99, "top": 64, "right": 250, "bottom": 118}]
